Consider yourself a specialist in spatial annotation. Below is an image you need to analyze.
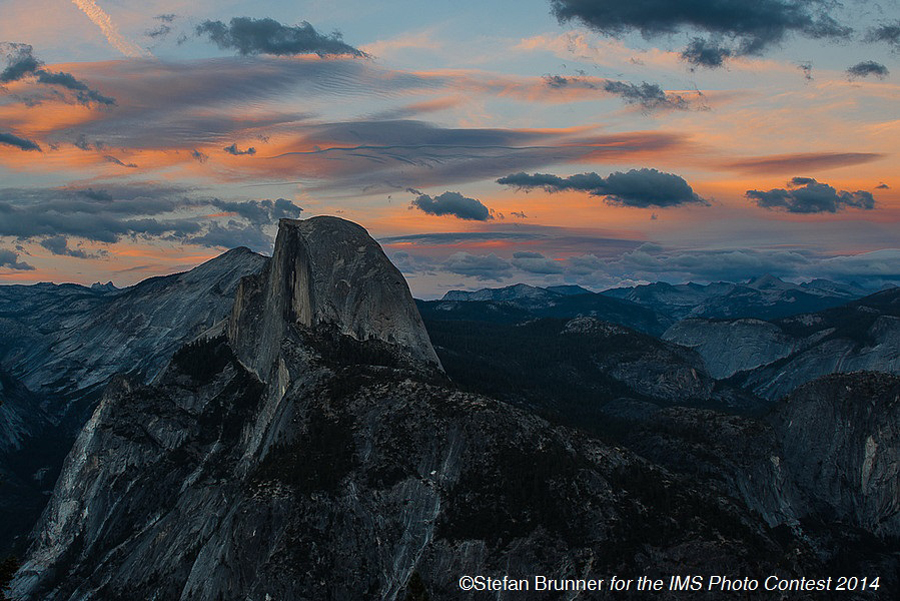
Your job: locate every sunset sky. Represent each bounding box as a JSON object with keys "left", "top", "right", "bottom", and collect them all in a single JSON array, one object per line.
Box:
[{"left": 1, "top": 0, "right": 898, "bottom": 296}]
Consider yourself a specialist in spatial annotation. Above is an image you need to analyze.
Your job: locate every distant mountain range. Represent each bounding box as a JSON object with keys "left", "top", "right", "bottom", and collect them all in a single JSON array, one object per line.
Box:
[{"left": 442, "top": 274, "right": 873, "bottom": 322}]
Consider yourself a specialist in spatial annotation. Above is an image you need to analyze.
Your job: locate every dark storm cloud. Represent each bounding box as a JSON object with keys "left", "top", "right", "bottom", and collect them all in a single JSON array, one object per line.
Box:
[
  {"left": 0, "top": 43, "right": 115, "bottom": 106},
  {"left": 680, "top": 38, "right": 733, "bottom": 68},
  {"left": 410, "top": 191, "right": 493, "bottom": 221},
  {"left": 866, "top": 20, "right": 900, "bottom": 50},
  {"left": 443, "top": 252, "right": 512, "bottom": 281},
  {"left": 746, "top": 177, "right": 876, "bottom": 213},
  {"left": 724, "top": 152, "right": 883, "bottom": 174},
  {"left": 846, "top": 60, "right": 889, "bottom": 79},
  {"left": 0, "top": 132, "right": 41, "bottom": 151},
  {"left": 543, "top": 75, "right": 690, "bottom": 110},
  {"left": 0, "top": 248, "right": 34, "bottom": 271},
  {"left": 549, "top": 0, "right": 852, "bottom": 54},
  {"left": 497, "top": 168, "right": 707, "bottom": 208},
  {"left": 0, "top": 184, "right": 299, "bottom": 251},
  {"left": 223, "top": 143, "right": 256, "bottom": 156},
  {"left": 196, "top": 17, "right": 366, "bottom": 57}
]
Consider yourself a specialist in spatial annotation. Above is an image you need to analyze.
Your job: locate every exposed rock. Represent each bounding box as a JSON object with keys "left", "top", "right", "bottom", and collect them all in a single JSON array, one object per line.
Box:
[
  {"left": 773, "top": 372, "right": 900, "bottom": 537},
  {"left": 665, "top": 289, "right": 900, "bottom": 399},
  {"left": 663, "top": 318, "right": 801, "bottom": 379},
  {"left": 229, "top": 217, "right": 439, "bottom": 379},
  {"left": 0, "top": 247, "right": 267, "bottom": 555}
]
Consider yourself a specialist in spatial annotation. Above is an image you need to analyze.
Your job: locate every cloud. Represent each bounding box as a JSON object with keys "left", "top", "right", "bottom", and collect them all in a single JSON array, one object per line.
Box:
[
  {"left": 191, "top": 149, "right": 208, "bottom": 163},
  {"left": 723, "top": 152, "right": 883, "bottom": 174},
  {"left": 497, "top": 168, "right": 707, "bottom": 208},
  {"left": 39, "top": 235, "right": 93, "bottom": 258},
  {"left": 876, "top": 182, "right": 890, "bottom": 189},
  {"left": 223, "top": 143, "right": 256, "bottom": 156},
  {"left": 542, "top": 75, "right": 691, "bottom": 110},
  {"left": 601, "top": 80, "right": 689, "bottom": 110},
  {"left": 846, "top": 60, "right": 889, "bottom": 79},
  {"left": 267, "top": 121, "right": 685, "bottom": 194},
  {"left": 410, "top": 191, "right": 493, "bottom": 221},
  {"left": 71, "top": 0, "right": 148, "bottom": 58},
  {"left": 746, "top": 177, "right": 876, "bottom": 213},
  {"left": 103, "top": 155, "right": 138, "bottom": 168},
  {"left": 680, "top": 37, "right": 733, "bottom": 68},
  {"left": 0, "top": 132, "right": 41, "bottom": 152},
  {"left": 549, "top": 0, "right": 853, "bottom": 63},
  {"left": 196, "top": 17, "right": 365, "bottom": 57},
  {"left": 187, "top": 221, "right": 272, "bottom": 249},
  {"left": 866, "top": 20, "right": 900, "bottom": 51},
  {"left": 147, "top": 15, "right": 176, "bottom": 39},
  {"left": 381, "top": 232, "right": 543, "bottom": 245},
  {"left": 0, "top": 248, "right": 35, "bottom": 271},
  {"left": 210, "top": 198, "right": 302, "bottom": 224},
  {"left": 0, "top": 183, "right": 299, "bottom": 251},
  {"left": 443, "top": 252, "right": 512, "bottom": 281},
  {"left": 0, "top": 43, "right": 115, "bottom": 106},
  {"left": 511, "top": 251, "right": 564, "bottom": 274}
]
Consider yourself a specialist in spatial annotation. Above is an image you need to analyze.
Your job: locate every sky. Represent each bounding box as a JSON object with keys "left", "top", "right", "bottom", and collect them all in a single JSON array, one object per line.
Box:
[{"left": 0, "top": 0, "right": 898, "bottom": 297}]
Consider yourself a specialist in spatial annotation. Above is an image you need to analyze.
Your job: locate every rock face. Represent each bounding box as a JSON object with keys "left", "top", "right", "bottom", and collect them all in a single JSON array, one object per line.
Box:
[
  {"left": 773, "top": 372, "right": 900, "bottom": 537},
  {"left": 663, "top": 318, "right": 802, "bottom": 379},
  {"left": 14, "top": 217, "right": 832, "bottom": 601},
  {"left": 664, "top": 289, "right": 900, "bottom": 399},
  {"left": 0, "top": 247, "right": 268, "bottom": 555},
  {"left": 229, "top": 217, "right": 439, "bottom": 378}
]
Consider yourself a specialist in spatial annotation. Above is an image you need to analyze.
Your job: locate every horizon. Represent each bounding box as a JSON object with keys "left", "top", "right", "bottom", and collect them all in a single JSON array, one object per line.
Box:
[
  {"left": 1, "top": 233, "right": 892, "bottom": 302},
  {"left": 1, "top": 0, "right": 898, "bottom": 296}
]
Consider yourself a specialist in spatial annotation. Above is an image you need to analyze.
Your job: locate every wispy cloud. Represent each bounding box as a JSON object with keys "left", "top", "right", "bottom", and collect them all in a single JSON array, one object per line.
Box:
[{"left": 71, "top": 0, "right": 149, "bottom": 58}]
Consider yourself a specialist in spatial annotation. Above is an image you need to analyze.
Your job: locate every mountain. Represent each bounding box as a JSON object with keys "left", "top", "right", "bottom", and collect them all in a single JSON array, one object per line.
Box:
[
  {"left": 602, "top": 275, "right": 870, "bottom": 321},
  {"left": 422, "top": 291, "right": 673, "bottom": 336},
  {"left": 423, "top": 315, "right": 765, "bottom": 434},
  {"left": 620, "top": 371, "right": 900, "bottom": 592},
  {"left": 432, "top": 276, "right": 871, "bottom": 336},
  {"left": 665, "top": 288, "right": 900, "bottom": 400},
  {"left": 0, "top": 247, "right": 267, "bottom": 554},
  {"left": 442, "top": 282, "right": 560, "bottom": 303},
  {"left": 14, "top": 217, "right": 843, "bottom": 601}
]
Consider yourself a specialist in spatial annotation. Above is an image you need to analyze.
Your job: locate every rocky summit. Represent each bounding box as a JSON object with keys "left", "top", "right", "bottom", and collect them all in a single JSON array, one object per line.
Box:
[{"left": 8, "top": 217, "right": 899, "bottom": 600}]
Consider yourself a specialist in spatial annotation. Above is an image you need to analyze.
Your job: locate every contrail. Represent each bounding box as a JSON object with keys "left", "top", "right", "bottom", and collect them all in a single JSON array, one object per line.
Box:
[{"left": 71, "top": 0, "right": 148, "bottom": 58}]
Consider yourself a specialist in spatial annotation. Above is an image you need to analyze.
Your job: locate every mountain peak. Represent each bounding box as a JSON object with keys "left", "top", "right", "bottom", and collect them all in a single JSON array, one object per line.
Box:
[{"left": 229, "top": 216, "right": 439, "bottom": 377}]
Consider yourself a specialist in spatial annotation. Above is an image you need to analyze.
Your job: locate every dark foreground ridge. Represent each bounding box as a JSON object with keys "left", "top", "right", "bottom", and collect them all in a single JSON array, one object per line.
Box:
[{"left": 8, "top": 217, "right": 900, "bottom": 600}]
